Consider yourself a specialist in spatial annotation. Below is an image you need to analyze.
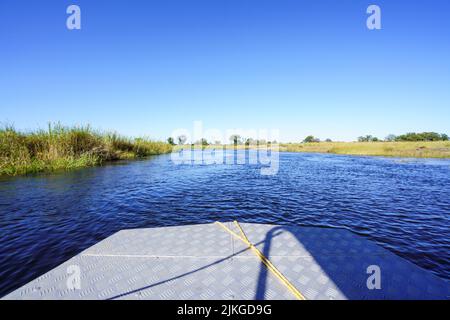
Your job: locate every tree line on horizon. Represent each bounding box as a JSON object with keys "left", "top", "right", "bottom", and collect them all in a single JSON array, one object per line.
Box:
[
  {"left": 357, "top": 132, "right": 449, "bottom": 143},
  {"left": 304, "top": 132, "right": 449, "bottom": 143},
  {"left": 168, "top": 132, "right": 450, "bottom": 145},
  {"left": 302, "top": 132, "right": 449, "bottom": 143},
  {"left": 167, "top": 134, "right": 277, "bottom": 146}
]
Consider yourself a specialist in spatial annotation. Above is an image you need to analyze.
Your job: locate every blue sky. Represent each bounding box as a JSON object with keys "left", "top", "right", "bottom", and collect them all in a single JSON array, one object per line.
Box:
[{"left": 1, "top": 0, "right": 449, "bottom": 142}]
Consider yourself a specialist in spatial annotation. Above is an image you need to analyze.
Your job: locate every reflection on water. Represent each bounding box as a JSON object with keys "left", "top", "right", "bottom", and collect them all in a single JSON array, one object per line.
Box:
[{"left": 0, "top": 151, "right": 449, "bottom": 296}]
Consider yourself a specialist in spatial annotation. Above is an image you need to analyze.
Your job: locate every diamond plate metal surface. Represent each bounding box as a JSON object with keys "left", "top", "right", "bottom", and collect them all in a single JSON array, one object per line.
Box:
[{"left": 3, "top": 222, "right": 449, "bottom": 300}]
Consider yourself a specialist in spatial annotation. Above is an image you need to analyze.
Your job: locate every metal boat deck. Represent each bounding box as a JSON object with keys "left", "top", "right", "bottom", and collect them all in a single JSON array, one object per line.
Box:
[{"left": 3, "top": 222, "right": 449, "bottom": 300}]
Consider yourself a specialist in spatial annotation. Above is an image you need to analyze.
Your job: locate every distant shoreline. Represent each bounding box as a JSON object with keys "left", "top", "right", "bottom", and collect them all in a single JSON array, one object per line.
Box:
[
  {"left": 281, "top": 141, "right": 450, "bottom": 159},
  {"left": 2, "top": 124, "right": 450, "bottom": 176},
  {"left": 175, "top": 141, "right": 450, "bottom": 159}
]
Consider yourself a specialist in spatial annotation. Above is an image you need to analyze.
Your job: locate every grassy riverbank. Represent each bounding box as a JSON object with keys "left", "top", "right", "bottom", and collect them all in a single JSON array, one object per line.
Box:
[
  {"left": 177, "top": 141, "right": 450, "bottom": 159},
  {"left": 3, "top": 127, "right": 450, "bottom": 176},
  {"left": 0, "top": 125, "right": 172, "bottom": 176},
  {"left": 279, "top": 141, "right": 450, "bottom": 158}
]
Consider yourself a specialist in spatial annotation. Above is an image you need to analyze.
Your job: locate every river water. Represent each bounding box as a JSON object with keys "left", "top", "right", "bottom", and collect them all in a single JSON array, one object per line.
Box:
[{"left": 0, "top": 151, "right": 449, "bottom": 296}]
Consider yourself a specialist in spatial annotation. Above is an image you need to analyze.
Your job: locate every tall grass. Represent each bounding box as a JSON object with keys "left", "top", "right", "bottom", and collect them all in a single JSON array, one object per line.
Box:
[{"left": 0, "top": 124, "right": 172, "bottom": 176}]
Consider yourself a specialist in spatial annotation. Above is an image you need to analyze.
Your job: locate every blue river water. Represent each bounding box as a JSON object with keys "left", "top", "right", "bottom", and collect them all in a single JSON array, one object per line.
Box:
[{"left": 0, "top": 151, "right": 449, "bottom": 296}]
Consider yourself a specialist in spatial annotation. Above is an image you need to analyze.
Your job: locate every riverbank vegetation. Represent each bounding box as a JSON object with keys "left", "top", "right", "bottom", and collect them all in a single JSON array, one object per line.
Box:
[
  {"left": 171, "top": 132, "right": 450, "bottom": 159},
  {"left": 174, "top": 141, "right": 450, "bottom": 158},
  {"left": 0, "top": 124, "right": 172, "bottom": 176},
  {"left": 2, "top": 126, "right": 449, "bottom": 176},
  {"left": 280, "top": 132, "right": 450, "bottom": 158},
  {"left": 279, "top": 141, "right": 450, "bottom": 158}
]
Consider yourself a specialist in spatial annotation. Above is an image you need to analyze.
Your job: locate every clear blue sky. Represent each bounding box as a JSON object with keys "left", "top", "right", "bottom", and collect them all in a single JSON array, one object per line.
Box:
[{"left": 1, "top": 0, "right": 449, "bottom": 142}]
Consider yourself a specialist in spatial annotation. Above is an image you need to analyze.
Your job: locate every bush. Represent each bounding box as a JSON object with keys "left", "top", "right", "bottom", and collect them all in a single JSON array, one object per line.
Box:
[
  {"left": 395, "top": 132, "right": 448, "bottom": 142},
  {"left": 357, "top": 135, "right": 379, "bottom": 142},
  {"left": 167, "top": 137, "right": 175, "bottom": 145},
  {"left": 385, "top": 134, "right": 397, "bottom": 142},
  {"left": 303, "top": 135, "right": 320, "bottom": 143}
]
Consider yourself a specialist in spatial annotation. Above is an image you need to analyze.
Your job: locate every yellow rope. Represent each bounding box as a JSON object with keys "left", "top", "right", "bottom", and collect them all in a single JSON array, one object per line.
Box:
[{"left": 215, "top": 221, "right": 306, "bottom": 300}]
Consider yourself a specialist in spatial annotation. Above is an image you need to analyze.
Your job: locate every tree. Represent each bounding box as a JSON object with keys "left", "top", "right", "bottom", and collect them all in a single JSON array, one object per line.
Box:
[
  {"left": 325, "top": 138, "right": 332, "bottom": 142},
  {"left": 167, "top": 137, "right": 175, "bottom": 145},
  {"left": 358, "top": 135, "right": 379, "bottom": 142},
  {"left": 177, "top": 135, "right": 187, "bottom": 145},
  {"left": 385, "top": 134, "right": 397, "bottom": 142},
  {"left": 257, "top": 139, "right": 267, "bottom": 145},
  {"left": 229, "top": 134, "right": 241, "bottom": 146},
  {"left": 395, "top": 132, "right": 446, "bottom": 142},
  {"left": 193, "top": 138, "right": 209, "bottom": 146},
  {"left": 245, "top": 138, "right": 256, "bottom": 146},
  {"left": 201, "top": 138, "right": 209, "bottom": 146},
  {"left": 358, "top": 135, "right": 369, "bottom": 142},
  {"left": 303, "top": 135, "right": 319, "bottom": 143}
]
